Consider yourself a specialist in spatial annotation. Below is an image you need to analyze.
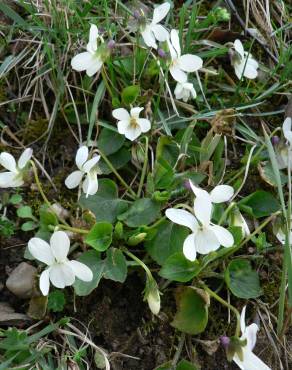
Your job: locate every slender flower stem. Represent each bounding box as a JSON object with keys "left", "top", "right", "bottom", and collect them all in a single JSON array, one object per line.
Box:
[
  {"left": 122, "top": 248, "right": 152, "bottom": 279},
  {"left": 137, "top": 136, "right": 149, "bottom": 198},
  {"left": 223, "top": 210, "right": 281, "bottom": 259},
  {"left": 55, "top": 224, "right": 89, "bottom": 235},
  {"left": 98, "top": 150, "right": 137, "bottom": 199},
  {"left": 200, "top": 282, "right": 241, "bottom": 337},
  {"left": 30, "top": 160, "right": 51, "bottom": 208},
  {"left": 278, "top": 146, "right": 292, "bottom": 334},
  {"left": 218, "top": 202, "right": 236, "bottom": 226}
]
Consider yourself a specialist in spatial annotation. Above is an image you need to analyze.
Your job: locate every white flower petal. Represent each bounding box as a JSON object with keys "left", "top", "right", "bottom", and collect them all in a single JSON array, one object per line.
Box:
[
  {"left": 243, "top": 63, "right": 258, "bottom": 79},
  {"left": 49, "top": 264, "right": 75, "bottom": 288},
  {"left": 112, "top": 108, "right": 130, "bottom": 121},
  {"left": 234, "top": 39, "right": 245, "bottom": 59},
  {"left": 210, "top": 185, "right": 234, "bottom": 203},
  {"left": 137, "top": 118, "right": 151, "bottom": 133},
  {"left": 130, "top": 107, "right": 144, "bottom": 118},
  {"left": 240, "top": 305, "right": 247, "bottom": 333},
  {"left": 283, "top": 117, "right": 292, "bottom": 134},
  {"left": 174, "top": 82, "right": 184, "bottom": 99},
  {"left": 50, "top": 231, "right": 70, "bottom": 262},
  {"left": 0, "top": 152, "right": 17, "bottom": 172},
  {"left": 28, "top": 238, "right": 55, "bottom": 266},
  {"left": 67, "top": 260, "right": 93, "bottom": 281},
  {"left": 82, "top": 155, "right": 100, "bottom": 172},
  {"left": 71, "top": 52, "right": 95, "bottom": 71},
  {"left": 189, "top": 181, "right": 209, "bottom": 198},
  {"left": 152, "top": 2, "right": 170, "bottom": 24},
  {"left": 86, "top": 58, "right": 103, "bottom": 77},
  {"left": 117, "top": 120, "right": 130, "bottom": 134},
  {"left": 178, "top": 54, "right": 203, "bottom": 72},
  {"left": 194, "top": 228, "right": 220, "bottom": 254},
  {"left": 18, "top": 148, "right": 33, "bottom": 169},
  {"left": 210, "top": 225, "right": 234, "bottom": 247},
  {"left": 234, "top": 61, "right": 245, "bottom": 79},
  {"left": 151, "top": 24, "right": 169, "bottom": 42},
  {"left": 87, "top": 24, "right": 99, "bottom": 53},
  {"left": 170, "top": 29, "right": 181, "bottom": 57},
  {"left": 170, "top": 65, "right": 187, "bottom": 83},
  {"left": 39, "top": 269, "right": 50, "bottom": 296},
  {"left": 246, "top": 323, "right": 259, "bottom": 351},
  {"left": 183, "top": 233, "right": 197, "bottom": 261},
  {"left": 65, "top": 170, "right": 83, "bottom": 189},
  {"left": 82, "top": 173, "right": 99, "bottom": 197},
  {"left": 141, "top": 27, "right": 157, "bottom": 49},
  {"left": 76, "top": 146, "right": 89, "bottom": 169},
  {"left": 0, "top": 172, "right": 21, "bottom": 188},
  {"left": 124, "top": 125, "right": 142, "bottom": 141},
  {"left": 194, "top": 193, "right": 212, "bottom": 225},
  {"left": 165, "top": 208, "right": 197, "bottom": 232},
  {"left": 233, "top": 347, "right": 271, "bottom": 370}
]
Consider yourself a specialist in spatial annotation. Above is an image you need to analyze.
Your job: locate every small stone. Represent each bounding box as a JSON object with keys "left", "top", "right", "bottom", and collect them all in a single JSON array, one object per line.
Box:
[{"left": 6, "top": 262, "right": 37, "bottom": 299}]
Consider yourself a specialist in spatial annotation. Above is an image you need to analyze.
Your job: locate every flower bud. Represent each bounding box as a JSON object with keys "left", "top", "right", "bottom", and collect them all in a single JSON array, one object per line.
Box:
[
  {"left": 133, "top": 10, "right": 141, "bottom": 19},
  {"left": 144, "top": 276, "right": 161, "bottom": 315},
  {"left": 157, "top": 48, "right": 166, "bottom": 58},
  {"left": 114, "top": 221, "right": 124, "bottom": 240},
  {"left": 271, "top": 135, "right": 280, "bottom": 146},
  {"left": 220, "top": 335, "right": 230, "bottom": 348},
  {"left": 127, "top": 232, "right": 147, "bottom": 246},
  {"left": 107, "top": 39, "right": 115, "bottom": 50}
]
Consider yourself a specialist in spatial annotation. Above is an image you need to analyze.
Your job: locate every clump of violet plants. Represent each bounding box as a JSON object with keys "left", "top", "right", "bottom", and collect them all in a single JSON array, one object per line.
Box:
[{"left": 0, "top": 1, "right": 291, "bottom": 369}]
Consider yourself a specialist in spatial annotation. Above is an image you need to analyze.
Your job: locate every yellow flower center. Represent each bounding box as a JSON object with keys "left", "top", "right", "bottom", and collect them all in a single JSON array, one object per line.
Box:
[{"left": 130, "top": 117, "right": 139, "bottom": 128}]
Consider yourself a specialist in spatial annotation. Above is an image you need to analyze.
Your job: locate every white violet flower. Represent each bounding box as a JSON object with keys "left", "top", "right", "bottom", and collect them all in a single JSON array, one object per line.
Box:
[
  {"left": 0, "top": 148, "right": 33, "bottom": 188},
  {"left": 231, "top": 209, "right": 250, "bottom": 237},
  {"left": 233, "top": 306, "right": 271, "bottom": 370},
  {"left": 112, "top": 107, "right": 151, "bottom": 141},
  {"left": 168, "top": 29, "right": 203, "bottom": 83},
  {"left": 282, "top": 116, "right": 292, "bottom": 146},
  {"left": 166, "top": 191, "right": 234, "bottom": 261},
  {"left": 28, "top": 231, "right": 93, "bottom": 296},
  {"left": 65, "top": 146, "right": 100, "bottom": 197},
  {"left": 189, "top": 180, "right": 234, "bottom": 204},
  {"left": 174, "top": 80, "right": 196, "bottom": 102},
  {"left": 140, "top": 2, "right": 170, "bottom": 49},
  {"left": 275, "top": 117, "right": 292, "bottom": 170},
  {"left": 71, "top": 24, "right": 107, "bottom": 77},
  {"left": 231, "top": 39, "right": 259, "bottom": 80}
]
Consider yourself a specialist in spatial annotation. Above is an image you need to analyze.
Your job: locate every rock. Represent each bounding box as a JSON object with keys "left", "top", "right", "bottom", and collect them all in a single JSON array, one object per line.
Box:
[
  {"left": 0, "top": 302, "right": 30, "bottom": 325},
  {"left": 6, "top": 262, "right": 37, "bottom": 298}
]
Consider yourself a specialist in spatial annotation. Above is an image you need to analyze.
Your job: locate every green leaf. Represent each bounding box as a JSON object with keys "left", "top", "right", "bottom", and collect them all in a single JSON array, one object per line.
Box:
[
  {"left": 145, "top": 221, "right": 189, "bottom": 265},
  {"left": 118, "top": 198, "right": 161, "bottom": 227},
  {"left": 85, "top": 222, "right": 113, "bottom": 251},
  {"left": 171, "top": 287, "right": 209, "bottom": 335},
  {"left": 99, "top": 147, "right": 131, "bottom": 174},
  {"left": 97, "top": 128, "right": 125, "bottom": 156},
  {"left": 159, "top": 253, "right": 201, "bottom": 282},
  {"left": 177, "top": 360, "right": 199, "bottom": 370},
  {"left": 80, "top": 179, "right": 128, "bottom": 223},
  {"left": 88, "top": 80, "right": 106, "bottom": 142},
  {"left": 48, "top": 291, "right": 66, "bottom": 313},
  {"left": 238, "top": 190, "right": 280, "bottom": 218},
  {"left": 104, "top": 248, "right": 127, "bottom": 283},
  {"left": 154, "top": 157, "right": 175, "bottom": 189},
  {"left": 9, "top": 194, "right": 22, "bottom": 204},
  {"left": 225, "top": 259, "right": 262, "bottom": 299},
  {"left": 39, "top": 205, "right": 58, "bottom": 227},
  {"left": 121, "top": 85, "right": 140, "bottom": 105},
  {"left": 21, "top": 221, "right": 38, "bottom": 231},
  {"left": 73, "top": 251, "right": 104, "bottom": 296},
  {"left": 17, "top": 206, "right": 35, "bottom": 220}
]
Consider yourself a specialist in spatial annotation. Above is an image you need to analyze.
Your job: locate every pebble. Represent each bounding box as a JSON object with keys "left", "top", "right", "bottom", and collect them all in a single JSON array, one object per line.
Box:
[{"left": 6, "top": 262, "right": 37, "bottom": 299}]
